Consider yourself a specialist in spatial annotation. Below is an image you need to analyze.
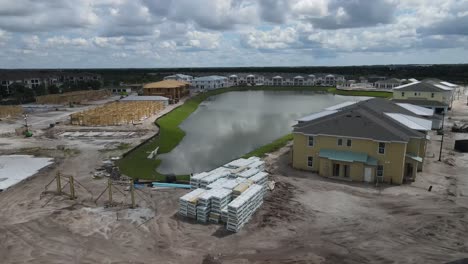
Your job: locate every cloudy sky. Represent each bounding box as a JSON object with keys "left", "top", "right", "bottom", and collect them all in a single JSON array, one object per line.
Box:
[{"left": 0, "top": 0, "right": 467, "bottom": 68}]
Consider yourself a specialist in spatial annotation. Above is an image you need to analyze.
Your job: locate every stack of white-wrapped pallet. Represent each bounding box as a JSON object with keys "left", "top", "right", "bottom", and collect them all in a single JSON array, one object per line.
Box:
[
  {"left": 179, "top": 156, "right": 269, "bottom": 231},
  {"left": 209, "top": 188, "right": 232, "bottom": 223},
  {"left": 232, "top": 179, "right": 254, "bottom": 199},
  {"left": 190, "top": 172, "right": 208, "bottom": 189},
  {"left": 249, "top": 171, "right": 268, "bottom": 197},
  {"left": 238, "top": 167, "right": 260, "bottom": 178},
  {"left": 207, "top": 177, "right": 229, "bottom": 190},
  {"left": 179, "top": 188, "right": 206, "bottom": 218},
  {"left": 196, "top": 190, "right": 214, "bottom": 223},
  {"left": 221, "top": 178, "right": 246, "bottom": 190},
  {"left": 227, "top": 184, "right": 264, "bottom": 232},
  {"left": 199, "top": 169, "right": 230, "bottom": 189}
]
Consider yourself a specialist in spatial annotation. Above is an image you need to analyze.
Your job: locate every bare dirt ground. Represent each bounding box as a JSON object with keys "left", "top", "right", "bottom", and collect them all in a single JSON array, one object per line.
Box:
[{"left": 1, "top": 93, "right": 468, "bottom": 263}]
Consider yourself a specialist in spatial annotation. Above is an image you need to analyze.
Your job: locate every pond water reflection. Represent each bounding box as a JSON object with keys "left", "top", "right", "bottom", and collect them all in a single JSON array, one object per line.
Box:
[{"left": 158, "top": 90, "right": 364, "bottom": 175}]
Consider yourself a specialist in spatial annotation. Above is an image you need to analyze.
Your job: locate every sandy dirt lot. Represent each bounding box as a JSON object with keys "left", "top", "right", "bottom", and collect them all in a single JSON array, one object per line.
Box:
[{"left": 0, "top": 94, "right": 468, "bottom": 263}]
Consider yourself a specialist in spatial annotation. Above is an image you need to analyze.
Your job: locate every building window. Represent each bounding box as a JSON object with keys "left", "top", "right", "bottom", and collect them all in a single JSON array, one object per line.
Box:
[
  {"left": 401, "top": 92, "right": 405, "bottom": 97},
  {"left": 378, "top": 142, "right": 385, "bottom": 154},
  {"left": 307, "top": 156, "right": 313, "bottom": 167},
  {"left": 337, "top": 138, "right": 343, "bottom": 146},
  {"left": 414, "top": 92, "right": 417, "bottom": 96},
  {"left": 346, "top": 139, "right": 352, "bottom": 147},
  {"left": 377, "top": 165, "right": 384, "bottom": 177},
  {"left": 308, "top": 136, "right": 314, "bottom": 147},
  {"left": 431, "top": 93, "right": 435, "bottom": 98}
]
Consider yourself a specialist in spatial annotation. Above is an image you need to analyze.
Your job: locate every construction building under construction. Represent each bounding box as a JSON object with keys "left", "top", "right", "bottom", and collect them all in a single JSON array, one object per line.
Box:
[
  {"left": 0, "top": 105, "right": 23, "bottom": 119},
  {"left": 142, "top": 80, "right": 189, "bottom": 104},
  {"left": 36, "top": 90, "right": 111, "bottom": 105},
  {"left": 70, "top": 101, "right": 165, "bottom": 126}
]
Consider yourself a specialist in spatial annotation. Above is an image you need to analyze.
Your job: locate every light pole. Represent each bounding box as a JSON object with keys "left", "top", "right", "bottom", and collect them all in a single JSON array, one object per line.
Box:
[{"left": 438, "top": 111, "right": 445, "bottom": 162}]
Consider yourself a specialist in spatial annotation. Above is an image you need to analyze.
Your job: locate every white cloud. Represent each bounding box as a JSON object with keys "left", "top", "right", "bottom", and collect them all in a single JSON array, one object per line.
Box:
[
  {"left": 46, "top": 36, "right": 90, "bottom": 47},
  {"left": 0, "top": 0, "right": 467, "bottom": 67},
  {"left": 241, "top": 27, "right": 297, "bottom": 49},
  {"left": 183, "top": 31, "right": 221, "bottom": 50}
]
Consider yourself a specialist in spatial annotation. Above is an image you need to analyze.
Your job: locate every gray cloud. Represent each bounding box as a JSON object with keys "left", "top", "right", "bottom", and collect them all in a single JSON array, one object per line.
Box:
[
  {"left": 308, "top": 0, "right": 396, "bottom": 29},
  {"left": 258, "top": 0, "right": 290, "bottom": 23},
  {"left": 418, "top": 16, "right": 468, "bottom": 36}
]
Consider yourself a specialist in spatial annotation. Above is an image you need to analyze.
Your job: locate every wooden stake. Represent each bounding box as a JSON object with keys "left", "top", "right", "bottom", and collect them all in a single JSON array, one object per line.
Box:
[
  {"left": 108, "top": 179, "right": 113, "bottom": 204},
  {"left": 69, "top": 176, "right": 76, "bottom": 200},
  {"left": 56, "top": 171, "right": 62, "bottom": 195},
  {"left": 130, "top": 183, "right": 136, "bottom": 208}
]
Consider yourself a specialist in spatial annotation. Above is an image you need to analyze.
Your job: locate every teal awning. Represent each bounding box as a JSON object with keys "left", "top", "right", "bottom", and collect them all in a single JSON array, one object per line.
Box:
[{"left": 319, "top": 149, "right": 378, "bottom": 166}]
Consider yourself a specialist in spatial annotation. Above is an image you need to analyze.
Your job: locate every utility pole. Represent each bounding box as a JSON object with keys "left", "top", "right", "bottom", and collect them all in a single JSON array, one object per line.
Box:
[{"left": 438, "top": 111, "right": 446, "bottom": 162}]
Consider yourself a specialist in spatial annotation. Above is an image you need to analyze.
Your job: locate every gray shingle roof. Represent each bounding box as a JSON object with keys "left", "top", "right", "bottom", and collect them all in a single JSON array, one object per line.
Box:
[
  {"left": 294, "top": 98, "right": 426, "bottom": 142},
  {"left": 391, "top": 99, "right": 448, "bottom": 107},
  {"left": 394, "top": 82, "right": 445, "bottom": 92}
]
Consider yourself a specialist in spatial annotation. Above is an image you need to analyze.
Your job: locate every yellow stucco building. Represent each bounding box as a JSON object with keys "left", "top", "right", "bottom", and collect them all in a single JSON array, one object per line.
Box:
[
  {"left": 392, "top": 79, "right": 456, "bottom": 114},
  {"left": 292, "top": 98, "right": 431, "bottom": 184}
]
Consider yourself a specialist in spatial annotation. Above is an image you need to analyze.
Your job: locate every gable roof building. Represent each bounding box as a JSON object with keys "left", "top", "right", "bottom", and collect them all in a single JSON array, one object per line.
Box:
[
  {"left": 292, "top": 98, "right": 431, "bottom": 185},
  {"left": 392, "top": 79, "right": 455, "bottom": 113}
]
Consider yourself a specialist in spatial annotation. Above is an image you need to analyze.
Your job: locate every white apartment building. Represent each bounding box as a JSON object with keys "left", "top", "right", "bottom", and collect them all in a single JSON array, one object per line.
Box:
[
  {"left": 164, "top": 74, "right": 193, "bottom": 84},
  {"left": 193, "top": 75, "right": 230, "bottom": 91}
]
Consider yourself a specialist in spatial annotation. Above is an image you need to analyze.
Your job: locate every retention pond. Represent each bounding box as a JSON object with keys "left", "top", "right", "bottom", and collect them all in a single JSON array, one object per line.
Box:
[{"left": 158, "top": 91, "right": 365, "bottom": 175}]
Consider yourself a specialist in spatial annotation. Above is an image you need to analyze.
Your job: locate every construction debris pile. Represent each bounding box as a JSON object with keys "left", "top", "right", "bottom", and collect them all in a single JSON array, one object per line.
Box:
[
  {"left": 70, "top": 101, "right": 165, "bottom": 126},
  {"left": 36, "top": 90, "right": 111, "bottom": 105},
  {"left": 179, "top": 156, "right": 268, "bottom": 232},
  {"left": 452, "top": 122, "right": 468, "bottom": 133},
  {"left": 0, "top": 105, "right": 23, "bottom": 119}
]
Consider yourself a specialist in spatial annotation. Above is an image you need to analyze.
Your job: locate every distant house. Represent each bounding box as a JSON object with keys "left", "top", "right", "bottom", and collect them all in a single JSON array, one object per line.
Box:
[
  {"left": 262, "top": 73, "right": 344, "bottom": 86},
  {"left": 228, "top": 74, "right": 264, "bottom": 86},
  {"left": 142, "top": 80, "right": 189, "bottom": 104},
  {"left": 110, "top": 87, "right": 132, "bottom": 94},
  {"left": 392, "top": 79, "right": 456, "bottom": 113},
  {"left": 292, "top": 98, "right": 432, "bottom": 184},
  {"left": 0, "top": 71, "right": 102, "bottom": 95},
  {"left": 164, "top": 74, "right": 193, "bottom": 84},
  {"left": 193, "top": 75, "right": 229, "bottom": 91},
  {"left": 374, "top": 78, "right": 402, "bottom": 89}
]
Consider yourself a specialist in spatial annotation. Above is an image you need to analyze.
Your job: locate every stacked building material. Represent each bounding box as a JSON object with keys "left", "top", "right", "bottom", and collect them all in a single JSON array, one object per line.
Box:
[
  {"left": 179, "top": 188, "right": 206, "bottom": 217},
  {"left": 238, "top": 167, "right": 260, "bottom": 178},
  {"left": 232, "top": 180, "right": 254, "bottom": 198},
  {"left": 199, "top": 169, "right": 230, "bottom": 189},
  {"left": 206, "top": 177, "right": 229, "bottom": 190},
  {"left": 227, "top": 184, "right": 264, "bottom": 232},
  {"left": 249, "top": 171, "right": 268, "bottom": 196},
  {"left": 211, "top": 188, "right": 232, "bottom": 214},
  {"left": 248, "top": 160, "right": 265, "bottom": 171},
  {"left": 224, "top": 156, "right": 259, "bottom": 169},
  {"left": 190, "top": 172, "right": 209, "bottom": 189},
  {"left": 221, "top": 208, "right": 229, "bottom": 223},
  {"left": 196, "top": 190, "right": 214, "bottom": 223},
  {"left": 182, "top": 156, "right": 268, "bottom": 231},
  {"left": 221, "top": 178, "right": 247, "bottom": 190}
]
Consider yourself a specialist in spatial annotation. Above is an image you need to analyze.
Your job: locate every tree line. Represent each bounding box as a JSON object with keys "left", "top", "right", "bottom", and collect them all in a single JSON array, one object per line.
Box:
[{"left": 1, "top": 80, "right": 102, "bottom": 104}]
